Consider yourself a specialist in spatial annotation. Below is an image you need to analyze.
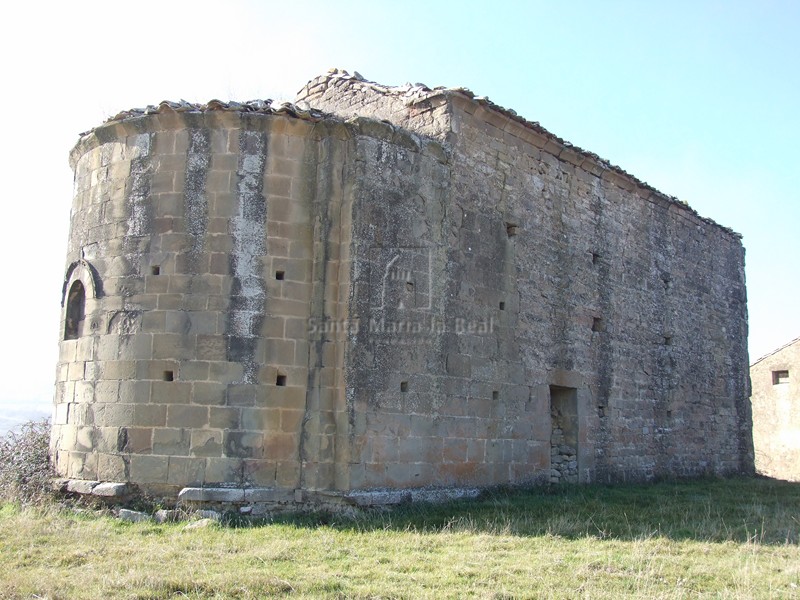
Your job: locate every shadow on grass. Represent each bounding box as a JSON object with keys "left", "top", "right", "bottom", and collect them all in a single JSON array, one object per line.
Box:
[{"left": 255, "top": 476, "right": 800, "bottom": 545}]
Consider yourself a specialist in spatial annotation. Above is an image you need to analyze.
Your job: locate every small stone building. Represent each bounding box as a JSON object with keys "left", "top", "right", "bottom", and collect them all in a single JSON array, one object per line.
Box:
[
  {"left": 751, "top": 337, "right": 800, "bottom": 481},
  {"left": 51, "top": 70, "right": 753, "bottom": 507}
]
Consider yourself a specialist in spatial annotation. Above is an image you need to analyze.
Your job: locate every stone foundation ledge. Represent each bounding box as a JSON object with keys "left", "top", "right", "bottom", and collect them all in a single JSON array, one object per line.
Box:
[
  {"left": 177, "top": 486, "right": 482, "bottom": 508},
  {"left": 178, "top": 487, "right": 298, "bottom": 504},
  {"left": 52, "top": 479, "right": 482, "bottom": 510},
  {"left": 342, "top": 487, "right": 482, "bottom": 507},
  {"left": 52, "top": 478, "right": 131, "bottom": 498}
]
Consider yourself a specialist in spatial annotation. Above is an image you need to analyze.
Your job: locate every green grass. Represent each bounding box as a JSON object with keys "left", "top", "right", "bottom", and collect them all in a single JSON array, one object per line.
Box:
[{"left": 1, "top": 477, "right": 799, "bottom": 599}]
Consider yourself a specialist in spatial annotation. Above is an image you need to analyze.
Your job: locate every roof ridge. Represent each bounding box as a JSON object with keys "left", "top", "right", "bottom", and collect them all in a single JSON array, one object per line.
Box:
[{"left": 750, "top": 335, "right": 800, "bottom": 367}]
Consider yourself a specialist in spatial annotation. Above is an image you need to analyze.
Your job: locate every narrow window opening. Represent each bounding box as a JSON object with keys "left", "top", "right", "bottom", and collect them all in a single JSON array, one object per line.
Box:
[
  {"left": 664, "top": 336, "right": 672, "bottom": 346},
  {"left": 406, "top": 281, "right": 414, "bottom": 292},
  {"left": 276, "top": 374, "right": 287, "bottom": 386},
  {"left": 666, "top": 410, "right": 672, "bottom": 418},
  {"left": 63, "top": 280, "right": 86, "bottom": 341},
  {"left": 506, "top": 223, "right": 518, "bottom": 237},
  {"left": 151, "top": 265, "right": 161, "bottom": 275},
  {"left": 499, "top": 301, "right": 506, "bottom": 311},
  {"left": 400, "top": 381, "right": 409, "bottom": 393},
  {"left": 773, "top": 370, "right": 790, "bottom": 385},
  {"left": 598, "top": 406, "right": 606, "bottom": 418},
  {"left": 591, "top": 252, "right": 601, "bottom": 265},
  {"left": 592, "top": 317, "right": 604, "bottom": 333},
  {"left": 492, "top": 390, "right": 499, "bottom": 401},
  {"left": 163, "top": 370, "right": 174, "bottom": 382},
  {"left": 275, "top": 270, "right": 285, "bottom": 281}
]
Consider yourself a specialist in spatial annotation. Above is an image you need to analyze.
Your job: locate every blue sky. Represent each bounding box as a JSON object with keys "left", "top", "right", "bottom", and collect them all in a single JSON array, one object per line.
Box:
[{"left": 0, "top": 0, "right": 797, "bottom": 422}]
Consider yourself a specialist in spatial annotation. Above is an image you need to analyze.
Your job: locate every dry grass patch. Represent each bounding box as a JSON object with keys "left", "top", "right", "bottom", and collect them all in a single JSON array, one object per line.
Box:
[{"left": 1, "top": 478, "right": 798, "bottom": 599}]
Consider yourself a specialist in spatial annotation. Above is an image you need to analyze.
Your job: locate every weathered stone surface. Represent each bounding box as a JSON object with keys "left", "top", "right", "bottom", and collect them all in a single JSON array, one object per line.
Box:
[
  {"left": 51, "top": 478, "right": 70, "bottom": 493},
  {"left": 178, "top": 487, "right": 245, "bottom": 503},
  {"left": 52, "top": 69, "right": 753, "bottom": 505},
  {"left": 184, "top": 518, "right": 216, "bottom": 529},
  {"left": 154, "top": 509, "right": 181, "bottom": 523},
  {"left": 194, "top": 509, "right": 221, "bottom": 521},
  {"left": 66, "top": 479, "right": 100, "bottom": 495},
  {"left": 118, "top": 509, "right": 150, "bottom": 523},
  {"left": 91, "top": 482, "right": 129, "bottom": 497},
  {"left": 244, "top": 488, "right": 294, "bottom": 503}
]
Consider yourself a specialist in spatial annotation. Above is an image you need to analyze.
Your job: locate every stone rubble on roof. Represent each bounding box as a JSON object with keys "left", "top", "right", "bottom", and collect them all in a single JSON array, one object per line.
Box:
[
  {"left": 314, "top": 68, "right": 634, "bottom": 179},
  {"left": 306, "top": 68, "right": 738, "bottom": 237},
  {"left": 84, "top": 98, "right": 328, "bottom": 137},
  {"left": 82, "top": 67, "right": 737, "bottom": 237}
]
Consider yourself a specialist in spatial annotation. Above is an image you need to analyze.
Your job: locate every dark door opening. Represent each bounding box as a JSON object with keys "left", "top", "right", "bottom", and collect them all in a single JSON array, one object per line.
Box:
[{"left": 550, "top": 385, "right": 578, "bottom": 483}]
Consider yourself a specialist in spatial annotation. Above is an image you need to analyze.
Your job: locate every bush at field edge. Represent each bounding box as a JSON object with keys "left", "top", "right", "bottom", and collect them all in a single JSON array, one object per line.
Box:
[{"left": 0, "top": 418, "right": 54, "bottom": 505}]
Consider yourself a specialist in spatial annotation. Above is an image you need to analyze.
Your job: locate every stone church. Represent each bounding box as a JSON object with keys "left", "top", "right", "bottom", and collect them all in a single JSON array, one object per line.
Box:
[{"left": 51, "top": 69, "right": 753, "bottom": 507}]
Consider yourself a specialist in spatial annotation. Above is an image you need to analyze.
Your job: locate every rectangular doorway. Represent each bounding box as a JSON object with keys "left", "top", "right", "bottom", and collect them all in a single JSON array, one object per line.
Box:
[{"left": 550, "top": 385, "right": 578, "bottom": 483}]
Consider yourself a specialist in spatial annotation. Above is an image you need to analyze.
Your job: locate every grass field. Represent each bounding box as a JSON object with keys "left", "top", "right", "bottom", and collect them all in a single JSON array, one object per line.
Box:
[{"left": 1, "top": 477, "right": 798, "bottom": 599}]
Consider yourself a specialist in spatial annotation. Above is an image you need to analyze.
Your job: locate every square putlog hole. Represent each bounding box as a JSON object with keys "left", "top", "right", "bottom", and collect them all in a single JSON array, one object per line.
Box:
[
  {"left": 151, "top": 265, "right": 161, "bottom": 275},
  {"left": 163, "top": 370, "right": 174, "bottom": 381},
  {"left": 773, "top": 370, "right": 789, "bottom": 385},
  {"left": 592, "top": 317, "right": 605, "bottom": 333},
  {"left": 400, "top": 381, "right": 409, "bottom": 393},
  {"left": 275, "top": 270, "right": 285, "bottom": 281},
  {"left": 506, "top": 223, "right": 518, "bottom": 237},
  {"left": 276, "top": 374, "right": 287, "bottom": 387}
]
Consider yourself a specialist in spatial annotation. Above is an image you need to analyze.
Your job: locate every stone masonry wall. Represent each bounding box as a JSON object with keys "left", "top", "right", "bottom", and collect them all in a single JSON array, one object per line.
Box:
[
  {"left": 53, "top": 101, "right": 474, "bottom": 496},
  {"left": 301, "top": 72, "right": 753, "bottom": 484},
  {"left": 339, "top": 120, "right": 551, "bottom": 489},
  {"left": 53, "top": 109, "right": 356, "bottom": 494},
  {"left": 448, "top": 97, "right": 752, "bottom": 481},
  {"left": 751, "top": 339, "right": 800, "bottom": 481}
]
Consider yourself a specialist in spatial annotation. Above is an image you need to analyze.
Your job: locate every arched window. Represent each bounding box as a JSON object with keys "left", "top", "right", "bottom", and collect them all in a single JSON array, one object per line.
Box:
[{"left": 64, "top": 280, "right": 86, "bottom": 340}]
